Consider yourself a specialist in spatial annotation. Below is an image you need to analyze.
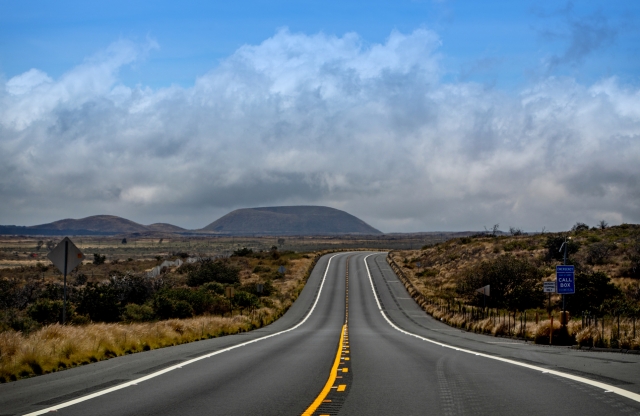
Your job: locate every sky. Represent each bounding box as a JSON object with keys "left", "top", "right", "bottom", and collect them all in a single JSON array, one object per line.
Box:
[{"left": 1, "top": 0, "right": 639, "bottom": 232}]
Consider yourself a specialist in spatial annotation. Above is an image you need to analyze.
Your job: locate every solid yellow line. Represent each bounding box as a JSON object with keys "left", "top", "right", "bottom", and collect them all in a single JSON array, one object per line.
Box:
[{"left": 302, "top": 325, "right": 346, "bottom": 416}]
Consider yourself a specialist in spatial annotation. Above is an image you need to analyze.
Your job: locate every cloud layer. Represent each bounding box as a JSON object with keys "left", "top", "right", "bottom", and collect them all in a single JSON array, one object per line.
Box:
[{"left": 1, "top": 29, "right": 639, "bottom": 232}]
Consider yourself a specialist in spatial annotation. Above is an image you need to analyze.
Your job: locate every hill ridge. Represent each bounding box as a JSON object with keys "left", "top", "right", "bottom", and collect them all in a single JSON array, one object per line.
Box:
[{"left": 202, "top": 205, "right": 381, "bottom": 235}]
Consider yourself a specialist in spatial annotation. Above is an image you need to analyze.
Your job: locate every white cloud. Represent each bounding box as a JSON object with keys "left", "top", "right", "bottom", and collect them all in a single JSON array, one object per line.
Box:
[{"left": 0, "top": 29, "right": 639, "bottom": 231}]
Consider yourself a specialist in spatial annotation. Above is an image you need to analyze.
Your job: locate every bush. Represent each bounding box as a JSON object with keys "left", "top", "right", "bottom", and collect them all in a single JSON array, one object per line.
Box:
[
  {"left": 153, "top": 288, "right": 219, "bottom": 316},
  {"left": 27, "top": 299, "right": 74, "bottom": 325},
  {"left": 460, "top": 255, "right": 544, "bottom": 310},
  {"left": 545, "top": 235, "right": 579, "bottom": 261},
  {"left": 76, "top": 283, "right": 121, "bottom": 322},
  {"left": 232, "top": 247, "right": 253, "bottom": 257},
  {"left": 564, "top": 271, "right": 621, "bottom": 314},
  {"left": 232, "top": 291, "right": 259, "bottom": 309},
  {"left": 93, "top": 253, "right": 106, "bottom": 265},
  {"left": 173, "top": 301, "right": 194, "bottom": 319},
  {"left": 202, "top": 281, "right": 225, "bottom": 295},
  {"left": 121, "top": 304, "right": 155, "bottom": 322},
  {"left": 586, "top": 242, "right": 615, "bottom": 265},
  {"left": 186, "top": 260, "right": 240, "bottom": 286},
  {"left": 252, "top": 265, "right": 271, "bottom": 273},
  {"left": 572, "top": 222, "right": 590, "bottom": 233},
  {"left": 109, "top": 274, "right": 153, "bottom": 305}
]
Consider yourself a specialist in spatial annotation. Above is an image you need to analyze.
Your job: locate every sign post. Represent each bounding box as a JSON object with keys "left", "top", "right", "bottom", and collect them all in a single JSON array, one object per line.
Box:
[
  {"left": 556, "top": 265, "right": 575, "bottom": 329},
  {"left": 475, "top": 285, "right": 490, "bottom": 309},
  {"left": 47, "top": 237, "right": 85, "bottom": 324}
]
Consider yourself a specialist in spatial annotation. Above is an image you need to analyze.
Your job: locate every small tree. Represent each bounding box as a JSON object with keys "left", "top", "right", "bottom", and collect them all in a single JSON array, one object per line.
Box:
[
  {"left": 598, "top": 220, "right": 608, "bottom": 230},
  {"left": 459, "top": 255, "right": 544, "bottom": 310},
  {"left": 93, "top": 253, "right": 106, "bottom": 265},
  {"left": 545, "top": 235, "right": 579, "bottom": 262},
  {"left": 586, "top": 242, "right": 615, "bottom": 265},
  {"left": 564, "top": 271, "right": 620, "bottom": 314},
  {"left": 187, "top": 259, "right": 240, "bottom": 286},
  {"left": 571, "top": 222, "right": 589, "bottom": 233},
  {"left": 509, "top": 227, "right": 524, "bottom": 236}
]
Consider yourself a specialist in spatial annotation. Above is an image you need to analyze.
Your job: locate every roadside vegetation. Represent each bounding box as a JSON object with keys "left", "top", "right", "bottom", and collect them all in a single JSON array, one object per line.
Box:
[
  {"left": 0, "top": 247, "right": 318, "bottom": 383},
  {"left": 390, "top": 223, "right": 640, "bottom": 349}
]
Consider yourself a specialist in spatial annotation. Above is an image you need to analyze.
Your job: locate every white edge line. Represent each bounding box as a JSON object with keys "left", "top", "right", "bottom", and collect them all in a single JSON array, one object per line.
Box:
[
  {"left": 363, "top": 253, "right": 640, "bottom": 404},
  {"left": 24, "top": 254, "right": 342, "bottom": 416}
]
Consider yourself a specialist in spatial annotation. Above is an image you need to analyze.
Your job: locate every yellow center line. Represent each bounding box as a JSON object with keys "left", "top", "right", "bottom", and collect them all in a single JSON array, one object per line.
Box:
[
  {"left": 302, "top": 256, "right": 350, "bottom": 416},
  {"left": 302, "top": 325, "right": 346, "bottom": 415}
]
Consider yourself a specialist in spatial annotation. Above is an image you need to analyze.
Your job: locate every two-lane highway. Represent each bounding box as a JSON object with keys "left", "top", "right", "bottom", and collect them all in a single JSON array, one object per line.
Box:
[
  {"left": 340, "top": 252, "right": 640, "bottom": 415},
  {"left": 1, "top": 254, "right": 348, "bottom": 416},
  {"left": 2, "top": 252, "right": 640, "bottom": 415}
]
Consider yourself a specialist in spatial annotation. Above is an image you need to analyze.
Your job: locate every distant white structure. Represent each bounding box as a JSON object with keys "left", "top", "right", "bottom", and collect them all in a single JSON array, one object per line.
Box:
[{"left": 147, "top": 259, "right": 184, "bottom": 278}]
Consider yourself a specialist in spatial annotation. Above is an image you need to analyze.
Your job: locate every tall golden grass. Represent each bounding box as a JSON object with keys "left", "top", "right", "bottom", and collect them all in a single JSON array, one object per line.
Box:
[
  {"left": 0, "top": 309, "right": 284, "bottom": 383},
  {"left": 419, "top": 302, "right": 640, "bottom": 349},
  {"left": 0, "top": 251, "right": 327, "bottom": 383},
  {"left": 387, "top": 253, "right": 640, "bottom": 349}
]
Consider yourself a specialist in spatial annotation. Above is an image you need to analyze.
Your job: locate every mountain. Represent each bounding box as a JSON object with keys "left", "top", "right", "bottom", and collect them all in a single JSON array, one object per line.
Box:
[
  {"left": 29, "top": 215, "right": 149, "bottom": 234},
  {"left": 202, "top": 206, "right": 382, "bottom": 235},
  {"left": 145, "top": 223, "right": 187, "bottom": 233}
]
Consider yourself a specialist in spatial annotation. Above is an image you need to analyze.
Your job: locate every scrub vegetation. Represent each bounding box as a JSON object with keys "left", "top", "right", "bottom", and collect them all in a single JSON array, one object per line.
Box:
[
  {"left": 0, "top": 247, "right": 319, "bottom": 383},
  {"left": 390, "top": 223, "right": 640, "bottom": 348}
]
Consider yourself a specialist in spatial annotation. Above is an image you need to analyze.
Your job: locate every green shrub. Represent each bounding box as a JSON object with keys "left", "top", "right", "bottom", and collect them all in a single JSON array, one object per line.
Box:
[
  {"left": 460, "top": 254, "right": 544, "bottom": 310},
  {"left": 93, "top": 253, "right": 106, "bottom": 265},
  {"left": 76, "top": 283, "right": 121, "bottom": 322},
  {"left": 565, "top": 271, "right": 621, "bottom": 314},
  {"left": 27, "top": 299, "right": 74, "bottom": 325},
  {"left": 187, "top": 260, "right": 239, "bottom": 286},
  {"left": 121, "top": 304, "right": 155, "bottom": 322},
  {"left": 252, "top": 265, "right": 271, "bottom": 273},
  {"left": 232, "top": 291, "right": 259, "bottom": 309},
  {"left": 545, "top": 235, "right": 579, "bottom": 261},
  {"left": 232, "top": 247, "right": 253, "bottom": 257},
  {"left": 202, "top": 281, "right": 225, "bottom": 295}
]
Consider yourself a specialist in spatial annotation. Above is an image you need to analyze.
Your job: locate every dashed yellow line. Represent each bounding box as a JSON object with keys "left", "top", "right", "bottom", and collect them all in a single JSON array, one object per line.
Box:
[
  {"left": 302, "top": 325, "right": 346, "bottom": 415},
  {"left": 302, "top": 256, "right": 350, "bottom": 416}
]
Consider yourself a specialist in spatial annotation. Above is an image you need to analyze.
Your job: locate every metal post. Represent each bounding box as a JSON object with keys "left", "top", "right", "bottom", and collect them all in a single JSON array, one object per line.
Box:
[
  {"left": 63, "top": 240, "right": 68, "bottom": 325},
  {"left": 562, "top": 237, "right": 568, "bottom": 329}
]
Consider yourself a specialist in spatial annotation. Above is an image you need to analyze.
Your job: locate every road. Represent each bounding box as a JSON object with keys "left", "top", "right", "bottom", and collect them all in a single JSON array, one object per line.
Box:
[{"left": 1, "top": 252, "right": 640, "bottom": 415}]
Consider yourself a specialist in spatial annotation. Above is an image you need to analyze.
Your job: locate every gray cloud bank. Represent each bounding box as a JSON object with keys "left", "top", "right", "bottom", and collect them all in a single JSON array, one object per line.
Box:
[{"left": 1, "top": 29, "right": 639, "bottom": 232}]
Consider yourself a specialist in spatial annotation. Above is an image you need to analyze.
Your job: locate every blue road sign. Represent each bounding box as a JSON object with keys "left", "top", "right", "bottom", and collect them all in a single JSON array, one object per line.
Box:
[{"left": 556, "top": 265, "right": 575, "bottom": 294}]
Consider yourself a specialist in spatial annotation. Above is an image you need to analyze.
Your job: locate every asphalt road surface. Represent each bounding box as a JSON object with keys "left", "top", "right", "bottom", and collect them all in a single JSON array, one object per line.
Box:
[{"left": 1, "top": 252, "right": 640, "bottom": 415}]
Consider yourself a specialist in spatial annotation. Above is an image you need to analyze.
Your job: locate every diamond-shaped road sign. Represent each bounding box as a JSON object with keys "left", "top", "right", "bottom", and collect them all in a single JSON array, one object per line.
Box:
[
  {"left": 47, "top": 237, "right": 85, "bottom": 274},
  {"left": 475, "top": 285, "right": 490, "bottom": 296}
]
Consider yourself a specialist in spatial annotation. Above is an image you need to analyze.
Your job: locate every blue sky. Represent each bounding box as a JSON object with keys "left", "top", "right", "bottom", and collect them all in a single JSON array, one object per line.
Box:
[
  {"left": 3, "top": 1, "right": 637, "bottom": 89},
  {"left": 1, "top": 1, "right": 639, "bottom": 232}
]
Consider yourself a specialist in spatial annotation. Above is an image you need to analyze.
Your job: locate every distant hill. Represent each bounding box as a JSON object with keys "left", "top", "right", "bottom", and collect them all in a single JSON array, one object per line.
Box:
[
  {"left": 146, "top": 223, "right": 186, "bottom": 233},
  {"left": 0, "top": 215, "right": 188, "bottom": 236},
  {"left": 202, "top": 206, "right": 382, "bottom": 235},
  {"left": 30, "top": 215, "right": 149, "bottom": 234}
]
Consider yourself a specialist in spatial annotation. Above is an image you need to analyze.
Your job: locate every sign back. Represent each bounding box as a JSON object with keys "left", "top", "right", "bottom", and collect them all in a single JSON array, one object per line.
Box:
[{"left": 47, "top": 237, "right": 85, "bottom": 274}]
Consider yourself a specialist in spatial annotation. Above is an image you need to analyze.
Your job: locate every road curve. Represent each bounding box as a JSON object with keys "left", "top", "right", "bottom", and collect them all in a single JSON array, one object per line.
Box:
[
  {"left": 0, "top": 253, "right": 348, "bottom": 416},
  {"left": 339, "top": 252, "right": 640, "bottom": 415},
  {"left": 1, "top": 252, "right": 640, "bottom": 415}
]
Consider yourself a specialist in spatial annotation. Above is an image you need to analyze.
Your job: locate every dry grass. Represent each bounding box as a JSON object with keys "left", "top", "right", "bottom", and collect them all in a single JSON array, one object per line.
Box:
[
  {"left": 421, "top": 302, "right": 640, "bottom": 348},
  {"left": 0, "top": 251, "right": 323, "bottom": 383},
  {"left": 0, "top": 314, "right": 263, "bottom": 382},
  {"left": 387, "top": 230, "right": 640, "bottom": 348}
]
